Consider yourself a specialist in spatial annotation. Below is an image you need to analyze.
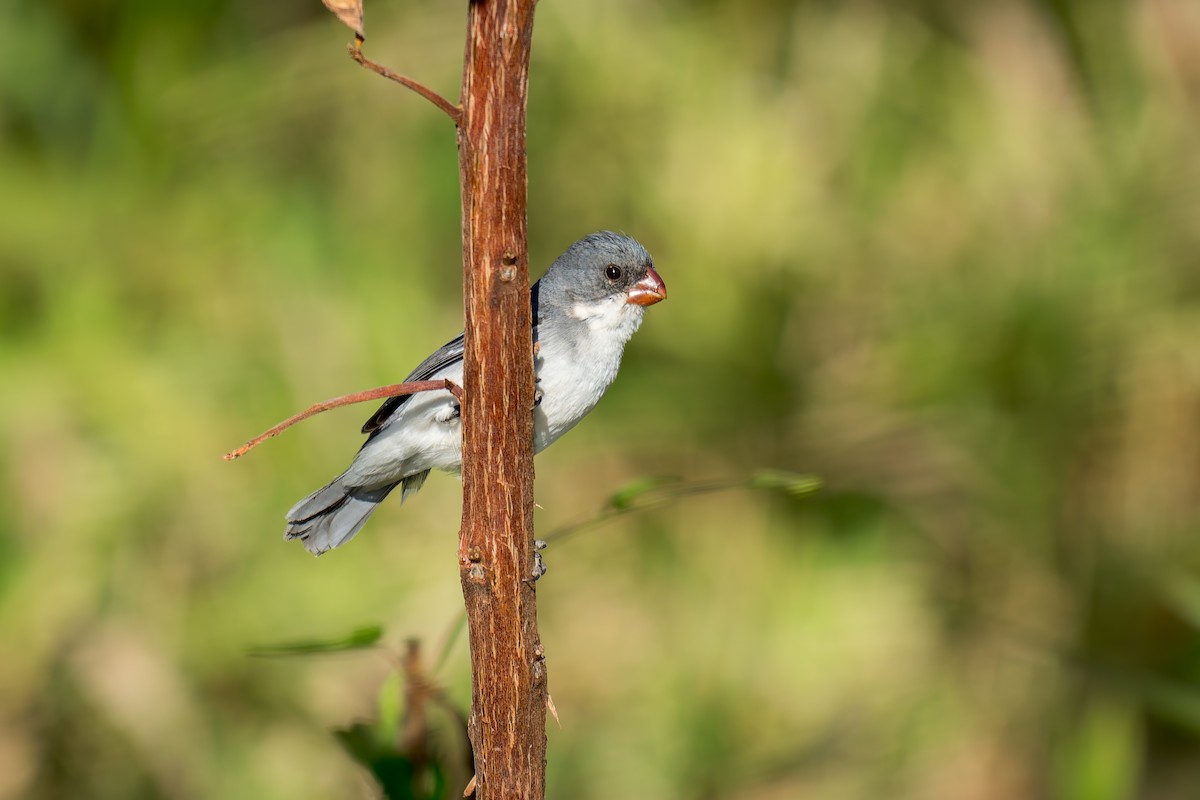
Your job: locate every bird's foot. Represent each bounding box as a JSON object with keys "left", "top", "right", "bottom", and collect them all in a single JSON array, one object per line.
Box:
[{"left": 528, "top": 539, "right": 548, "bottom": 582}]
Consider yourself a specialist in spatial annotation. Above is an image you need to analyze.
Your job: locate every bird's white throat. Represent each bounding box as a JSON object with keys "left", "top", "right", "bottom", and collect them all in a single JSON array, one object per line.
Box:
[{"left": 569, "top": 295, "right": 645, "bottom": 343}]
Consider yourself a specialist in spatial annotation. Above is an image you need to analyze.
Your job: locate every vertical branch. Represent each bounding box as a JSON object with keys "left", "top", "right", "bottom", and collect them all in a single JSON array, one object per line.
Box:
[{"left": 456, "top": 1, "right": 545, "bottom": 798}]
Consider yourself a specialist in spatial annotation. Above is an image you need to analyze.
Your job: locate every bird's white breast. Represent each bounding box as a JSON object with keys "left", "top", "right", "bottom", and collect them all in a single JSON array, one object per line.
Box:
[{"left": 533, "top": 295, "right": 644, "bottom": 452}]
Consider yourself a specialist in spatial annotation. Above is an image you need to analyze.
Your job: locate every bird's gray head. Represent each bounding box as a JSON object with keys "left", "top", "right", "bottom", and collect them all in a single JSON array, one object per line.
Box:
[{"left": 536, "top": 232, "right": 666, "bottom": 318}]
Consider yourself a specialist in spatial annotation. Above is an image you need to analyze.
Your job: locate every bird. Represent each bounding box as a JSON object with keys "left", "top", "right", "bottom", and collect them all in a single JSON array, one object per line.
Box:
[{"left": 284, "top": 231, "right": 667, "bottom": 555}]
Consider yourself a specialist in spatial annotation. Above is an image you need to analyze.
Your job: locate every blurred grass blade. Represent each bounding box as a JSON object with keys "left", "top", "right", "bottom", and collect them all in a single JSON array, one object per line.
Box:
[
  {"left": 544, "top": 469, "right": 821, "bottom": 544},
  {"left": 433, "top": 612, "right": 468, "bottom": 676},
  {"left": 248, "top": 624, "right": 384, "bottom": 657},
  {"left": 1162, "top": 573, "right": 1200, "bottom": 633},
  {"left": 1073, "top": 656, "right": 1200, "bottom": 733},
  {"left": 749, "top": 470, "right": 822, "bottom": 496},
  {"left": 1132, "top": 673, "right": 1200, "bottom": 733}
]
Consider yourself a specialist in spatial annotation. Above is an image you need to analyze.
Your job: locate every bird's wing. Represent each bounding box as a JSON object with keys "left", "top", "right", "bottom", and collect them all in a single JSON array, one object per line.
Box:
[
  {"left": 360, "top": 333, "right": 465, "bottom": 435},
  {"left": 358, "top": 281, "right": 541, "bottom": 438}
]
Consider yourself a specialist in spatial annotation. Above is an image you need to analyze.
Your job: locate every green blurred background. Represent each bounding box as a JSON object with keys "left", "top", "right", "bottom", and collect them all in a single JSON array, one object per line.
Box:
[{"left": 3, "top": 0, "right": 1200, "bottom": 797}]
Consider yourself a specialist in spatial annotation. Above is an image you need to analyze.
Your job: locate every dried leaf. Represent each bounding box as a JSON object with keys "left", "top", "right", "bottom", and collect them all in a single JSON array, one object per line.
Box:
[{"left": 321, "top": 0, "right": 365, "bottom": 42}]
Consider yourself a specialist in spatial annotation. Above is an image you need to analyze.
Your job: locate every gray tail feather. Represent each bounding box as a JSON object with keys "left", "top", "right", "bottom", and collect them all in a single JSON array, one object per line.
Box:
[{"left": 283, "top": 470, "right": 430, "bottom": 556}]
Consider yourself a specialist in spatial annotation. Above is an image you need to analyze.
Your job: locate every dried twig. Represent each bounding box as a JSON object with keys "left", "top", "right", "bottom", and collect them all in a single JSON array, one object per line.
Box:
[
  {"left": 349, "top": 44, "right": 462, "bottom": 125},
  {"left": 223, "top": 378, "right": 463, "bottom": 461}
]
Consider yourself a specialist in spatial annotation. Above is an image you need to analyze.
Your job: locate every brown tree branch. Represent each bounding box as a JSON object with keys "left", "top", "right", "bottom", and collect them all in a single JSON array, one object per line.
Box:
[
  {"left": 348, "top": 44, "right": 463, "bottom": 125},
  {"left": 222, "top": 379, "right": 463, "bottom": 461},
  {"left": 313, "top": 1, "right": 544, "bottom": 794},
  {"left": 456, "top": 1, "right": 546, "bottom": 798}
]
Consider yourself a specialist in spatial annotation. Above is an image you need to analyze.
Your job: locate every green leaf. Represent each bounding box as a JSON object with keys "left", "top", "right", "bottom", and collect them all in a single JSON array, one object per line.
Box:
[
  {"left": 335, "top": 723, "right": 426, "bottom": 800},
  {"left": 748, "top": 470, "right": 822, "bottom": 496},
  {"left": 1052, "top": 698, "right": 1139, "bottom": 800},
  {"left": 375, "top": 670, "right": 403, "bottom": 746},
  {"left": 248, "top": 624, "right": 384, "bottom": 657},
  {"left": 1075, "top": 658, "right": 1200, "bottom": 733},
  {"left": 605, "top": 475, "right": 679, "bottom": 510},
  {"left": 1131, "top": 672, "right": 1200, "bottom": 733},
  {"left": 335, "top": 722, "right": 388, "bottom": 768}
]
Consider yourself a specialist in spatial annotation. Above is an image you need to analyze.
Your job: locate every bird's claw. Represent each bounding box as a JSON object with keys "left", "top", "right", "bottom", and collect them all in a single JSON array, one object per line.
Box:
[
  {"left": 528, "top": 539, "right": 549, "bottom": 582},
  {"left": 530, "top": 552, "right": 547, "bottom": 581}
]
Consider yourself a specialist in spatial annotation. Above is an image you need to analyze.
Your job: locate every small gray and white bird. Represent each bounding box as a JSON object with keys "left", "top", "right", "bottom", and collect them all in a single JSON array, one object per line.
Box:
[{"left": 285, "top": 231, "right": 667, "bottom": 555}]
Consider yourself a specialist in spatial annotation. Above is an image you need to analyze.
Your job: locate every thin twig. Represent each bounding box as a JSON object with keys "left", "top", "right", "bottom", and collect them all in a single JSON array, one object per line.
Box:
[
  {"left": 223, "top": 378, "right": 463, "bottom": 461},
  {"left": 541, "top": 474, "right": 820, "bottom": 544},
  {"left": 348, "top": 44, "right": 462, "bottom": 125}
]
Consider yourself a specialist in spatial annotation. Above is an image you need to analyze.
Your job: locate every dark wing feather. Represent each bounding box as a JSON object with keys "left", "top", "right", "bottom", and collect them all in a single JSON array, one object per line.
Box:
[
  {"left": 359, "top": 282, "right": 540, "bottom": 438},
  {"left": 361, "top": 333, "right": 465, "bottom": 435}
]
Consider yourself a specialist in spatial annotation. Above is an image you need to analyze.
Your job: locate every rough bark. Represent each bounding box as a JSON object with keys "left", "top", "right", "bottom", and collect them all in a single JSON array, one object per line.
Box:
[{"left": 455, "top": 1, "right": 546, "bottom": 798}]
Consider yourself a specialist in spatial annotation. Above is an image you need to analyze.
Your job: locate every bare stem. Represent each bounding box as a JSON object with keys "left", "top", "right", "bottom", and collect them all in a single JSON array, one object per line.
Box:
[
  {"left": 349, "top": 44, "right": 462, "bottom": 125},
  {"left": 456, "top": 1, "right": 544, "bottom": 796},
  {"left": 223, "top": 378, "right": 463, "bottom": 460}
]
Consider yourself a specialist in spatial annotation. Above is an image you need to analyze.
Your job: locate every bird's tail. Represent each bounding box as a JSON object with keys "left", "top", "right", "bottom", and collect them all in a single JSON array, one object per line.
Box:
[{"left": 284, "top": 470, "right": 429, "bottom": 555}]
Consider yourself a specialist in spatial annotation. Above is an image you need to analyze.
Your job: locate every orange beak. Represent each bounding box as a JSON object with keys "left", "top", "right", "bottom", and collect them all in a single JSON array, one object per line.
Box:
[{"left": 627, "top": 266, "right": 667, "bottom": 307}]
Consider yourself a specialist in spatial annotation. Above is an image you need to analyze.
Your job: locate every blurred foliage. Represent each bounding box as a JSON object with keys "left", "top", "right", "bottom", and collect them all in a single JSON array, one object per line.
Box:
[
  {"left": 249, "top": 624, "right": 385, "bottom": 658},
  {"left": 3, "top": 0, "right": 1200, "bottom": 798},
  {"left": 332, "top": 640, "right": 471, "bottom": 800}
]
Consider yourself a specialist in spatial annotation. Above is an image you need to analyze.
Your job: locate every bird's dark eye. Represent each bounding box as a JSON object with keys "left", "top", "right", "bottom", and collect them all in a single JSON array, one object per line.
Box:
[{"left": 605, "top": 264, "right": 622, "bottom": 281}]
